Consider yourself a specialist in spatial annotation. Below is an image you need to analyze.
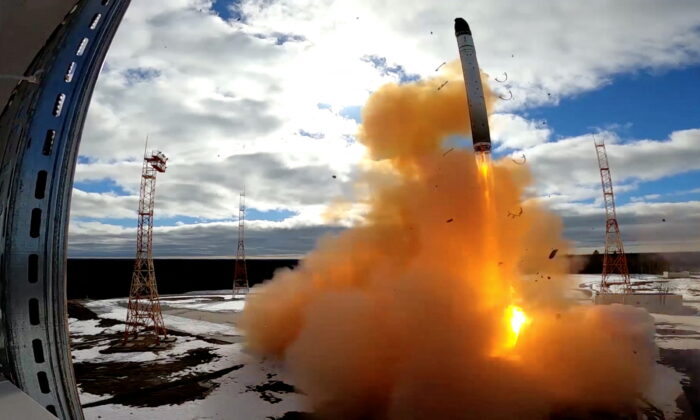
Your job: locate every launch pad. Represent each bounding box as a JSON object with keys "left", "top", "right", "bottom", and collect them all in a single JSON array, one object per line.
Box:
[
  {"left": 107, "top": 335, "right": 177, "bottom": 353},
  {"left": 594, "top": 292, "right": 685, "bottom": 315}
]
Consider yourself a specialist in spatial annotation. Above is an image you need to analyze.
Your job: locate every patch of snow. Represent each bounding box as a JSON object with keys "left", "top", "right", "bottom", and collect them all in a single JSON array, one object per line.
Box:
[
  {"left": 86, "top": 301, "right": 241, "bottom": 337},
  {"left": 163, "top": 299, "right": 246, "bottom": 313},
  {"left": 69, "top": 318, "right": 106, "bottom": 336},
  {"left": 82, "top": 353, "right": 309, "bottom": 420},
  {"left": 646, "top": 363, "right": 685, "bottom": 419}
]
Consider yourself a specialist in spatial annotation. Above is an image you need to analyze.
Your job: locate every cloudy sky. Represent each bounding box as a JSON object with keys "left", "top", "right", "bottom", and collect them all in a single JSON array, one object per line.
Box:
[{"left": 70, "top": 0, "right": 700, "bottom": 257}]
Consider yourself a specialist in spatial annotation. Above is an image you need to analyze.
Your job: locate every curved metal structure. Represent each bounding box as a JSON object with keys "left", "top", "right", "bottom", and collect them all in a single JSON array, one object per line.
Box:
[{"left": 0, "top": 1, "right": 130, "bottom": 418}]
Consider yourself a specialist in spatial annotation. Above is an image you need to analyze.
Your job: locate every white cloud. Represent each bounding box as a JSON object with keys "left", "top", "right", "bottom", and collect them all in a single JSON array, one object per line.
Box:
[
  {"left": 70, "top": 0, "right": 700, "bottom": 255},
  {"left": 559, "top": 200, "right": 700, "bottom": 253},
  {"left": 522, "top": 129, "right": 700, "bottom": 203},
  {"left": 630, "top": 194, "right": 662, "bottom": 203},
  {"left": 490, "top": 113, "right": 551, "bottom": 150},
  {"left": 68, "top": 218, "right": 345, "bottom": 257}
]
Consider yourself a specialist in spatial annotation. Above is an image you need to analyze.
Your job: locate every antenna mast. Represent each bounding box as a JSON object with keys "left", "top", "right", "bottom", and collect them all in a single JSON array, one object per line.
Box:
[
  {"left": 233, "top": 190, "right": 249, "bottom": 295},
  {"left": 594, "top": 136, "right": 630, "bottom": 291},
  {"left": 124, "top": 143, "right": 169, "bottom": 343}
]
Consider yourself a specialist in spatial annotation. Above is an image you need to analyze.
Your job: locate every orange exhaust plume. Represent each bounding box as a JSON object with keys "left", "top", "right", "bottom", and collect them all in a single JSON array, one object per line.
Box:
[{"left": 240, "top": 62, "right": 657, "bottom": 419}]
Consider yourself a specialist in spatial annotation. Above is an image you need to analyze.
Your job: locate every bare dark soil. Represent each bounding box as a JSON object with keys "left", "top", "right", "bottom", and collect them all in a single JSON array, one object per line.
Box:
[
  {"left": 267, "top": 412, "right": 314, "bottom": 420},
  {"left": 68, "top": 300, "right": 242, "bottom": 408},
  {"left": 246, "top": 380, "right": 297, "bottom": 404},
  {"left": 160, "top": 295, "right": 227, "bottom": 302},
  {"left": 76, "top": 347, "right": 240, "bottom": 407},
  {"left": 659, "top": 348, "right": 700, "bottom": 419},
  {"left": 655, "top": 327, "right": 700, "bottom": 337},
  {"left": 68, "top": 300, "right": 100, "bottom": 320}
]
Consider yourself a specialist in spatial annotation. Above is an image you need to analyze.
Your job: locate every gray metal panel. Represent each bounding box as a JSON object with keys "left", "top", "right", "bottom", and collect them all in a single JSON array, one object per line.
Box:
[
  {"left": 0, "top": 0, "right": 78, "bottom": 112},
  {"left": 0, "top": 378, "right": 57, "bottom": 420},
  {"left": 456, "top": 32, "right": 491, "bottom": 149},
  {"left": 0, "top": 1, "right": 131, "bottom": 418}
]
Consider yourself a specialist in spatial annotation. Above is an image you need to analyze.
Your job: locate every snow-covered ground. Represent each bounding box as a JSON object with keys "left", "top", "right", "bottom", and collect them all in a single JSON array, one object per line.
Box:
[
  {"left": 572, "top": 273, "right": 700, "bottom": 301},
  {"left": 70, "top": 295, "right": 308, "bottom": 420},
  {"left": 69, "top": 276, "right": 700, "bottom": 419}
]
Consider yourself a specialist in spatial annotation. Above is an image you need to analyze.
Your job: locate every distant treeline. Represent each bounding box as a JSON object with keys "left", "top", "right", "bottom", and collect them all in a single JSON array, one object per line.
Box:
[
  {"left": 570, "top": 251, "right": 700, "bottom": 275},
  {"left": 67, "top": 258, "right": 298, "bottom": 300},
  {"left": 68, "top": 252, "right": 700, "bottom": 299}
]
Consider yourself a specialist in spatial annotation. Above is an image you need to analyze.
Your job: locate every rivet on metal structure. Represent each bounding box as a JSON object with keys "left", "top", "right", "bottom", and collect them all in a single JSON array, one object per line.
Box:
[
  {"left": 593, "top": 135, "right": 631, "bottom": 291},
  {"left": 0, "top": 1, "right": 130, "bottom": 418},
  {"left": 124, "top": 147, "right": 168, "bottom": 343},
  {"left": 232, "top": 190, "right": 249, "bottom": 296}
]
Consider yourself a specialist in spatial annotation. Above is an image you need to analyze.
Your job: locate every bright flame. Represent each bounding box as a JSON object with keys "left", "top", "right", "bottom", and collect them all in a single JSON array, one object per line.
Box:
[
  {"left": 475, "top": 151, "right": 491, "bottom": 179},
  {"left": 241, "top": 72, "right": 658, "bottom": 418},
  {"left": 505, "top": 305, "right": 528, "bottom": 348}
]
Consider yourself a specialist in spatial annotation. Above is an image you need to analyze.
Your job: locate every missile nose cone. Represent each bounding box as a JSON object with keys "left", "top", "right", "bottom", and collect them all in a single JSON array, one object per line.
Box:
[{"left": 454, "top": 18, "right": 471, "bottom": 36}]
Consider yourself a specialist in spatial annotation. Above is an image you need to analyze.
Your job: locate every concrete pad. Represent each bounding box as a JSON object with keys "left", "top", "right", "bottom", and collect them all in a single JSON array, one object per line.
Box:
[{"left": 595, "top": 293, "right": 685, "bottom": 314}]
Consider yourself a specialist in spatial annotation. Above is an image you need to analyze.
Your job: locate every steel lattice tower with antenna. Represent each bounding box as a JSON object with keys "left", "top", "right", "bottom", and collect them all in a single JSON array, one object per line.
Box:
[
  {"left": 233, "top": 191, "right": 249, "bottom": 295},
  {"left": 124, "top": 148, "right": 169, "bottom": 342},
  {"left": 594, "top": 136, "right": 630, "bottom": 291}
]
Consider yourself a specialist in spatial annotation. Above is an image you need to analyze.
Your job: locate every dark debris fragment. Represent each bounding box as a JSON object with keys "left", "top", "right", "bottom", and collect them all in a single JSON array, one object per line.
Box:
[
  {"left": 446, "top": 218, "right": 454, "bottom": 223},
  {"left": 548, "top": 248, "right": 559, "bottom": 259},
  {"left": 499, "top": 89, "right": 513, "bottom": 100},
  {"left": 507, "top": 207, "right": 523, "bottom": 218},
  {"left": 511, "top": 154, "right": 526, "bottom": 165}
]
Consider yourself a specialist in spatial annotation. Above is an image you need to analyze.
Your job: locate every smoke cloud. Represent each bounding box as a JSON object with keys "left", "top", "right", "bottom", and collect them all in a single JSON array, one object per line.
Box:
[{"left": 240, "top": 63, "right": 657, "bottom": 419}]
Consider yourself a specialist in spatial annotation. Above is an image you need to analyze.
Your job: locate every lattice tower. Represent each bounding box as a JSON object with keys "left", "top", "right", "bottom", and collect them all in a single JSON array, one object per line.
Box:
[
  {"left": 233, "top": 190, "right": 249, "bottom": 295},
  {"left": 124, "top": 149, "right": 168, "bottom": 341},
  {"left": 594, "top": 136, "right": 630, "bottom": 291}
]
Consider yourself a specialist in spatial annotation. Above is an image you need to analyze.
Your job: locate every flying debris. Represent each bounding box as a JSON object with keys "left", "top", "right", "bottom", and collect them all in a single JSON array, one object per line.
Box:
[
  {"left": 495, "top": 72, "right": 508, "bottom": 82},
  {"left": 332, "top": 175, "right": 337, "bottom": 179},
  {"left": 499, "top": 90, "right": 513, "bottom": 101},
  {"left": 437, "top": 81, "right": 449, "bottom": 91},
  {"left": 446, "top": 218, "right": 454, "bottom": 223},
  {"left": 435, "top": 61, "right": 447, "bottom": 72},
  {"left": 511, "top": 154, "right": 526, "bottom": 165},
  {"left": 548, "top": 249, "right": 559, "bottom": 259},
  {"left": 442, "top": 147, "right": 454, "bottom": 157},
  {"left": 507, "top": 207, "right": 523, "bottom": 218},
  {"left": 454, "top": 18, "right": 491, "bottom": 154},
  {"left": 0, "top": 69, "right": 43, "bottom": 84}
]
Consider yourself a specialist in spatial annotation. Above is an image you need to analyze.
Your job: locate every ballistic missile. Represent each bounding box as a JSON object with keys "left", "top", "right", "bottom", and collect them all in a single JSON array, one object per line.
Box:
[{"left": 454, "top": 18, "right": 491, "bottom": 153}]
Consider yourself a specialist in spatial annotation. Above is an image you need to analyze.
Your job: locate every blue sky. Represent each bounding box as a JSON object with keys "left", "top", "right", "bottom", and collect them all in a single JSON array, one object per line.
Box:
[
  {"left": 524, "top": 65, "right": 700, "bottom": 140},
  {"left": 339, "top": 64, "right": 700, "bottom": 208},
  {"left": 74, "top": 61, "right": 700, "bottom": 249},
  {"left": 525, "top": 65, "right": 700, "bottom": 206},
  {"left": 70, "top": 0, "right": 700, "bottom": 256},
  {"left": 211, "top": 0, "right": 243, "bottom": 21}
]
